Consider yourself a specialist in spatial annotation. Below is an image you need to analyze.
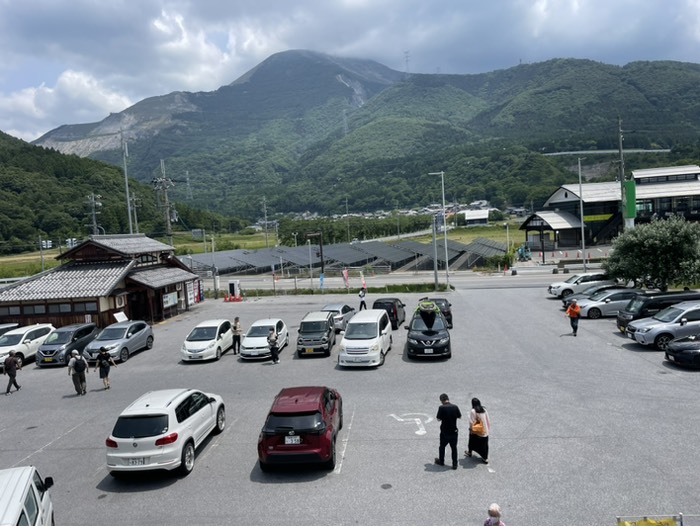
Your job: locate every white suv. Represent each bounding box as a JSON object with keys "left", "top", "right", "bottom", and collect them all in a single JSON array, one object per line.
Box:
[
  {"left": 547, "top": 273, "right": 616, "bottom": 298},
  {"left": 0, "top": 324, "right": 55, "bottom": 368},
  {"left": 105, "top": 389, "right": 226, "bottom": 477}
]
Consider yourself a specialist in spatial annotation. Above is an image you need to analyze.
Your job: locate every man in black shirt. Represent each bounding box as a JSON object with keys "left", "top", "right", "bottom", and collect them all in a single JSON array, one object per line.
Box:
[
  {"left": 435, "top": 393, "right": 462, "bottom": 469},
  {"left": 3, "top": 350, "right": 22, "bottom": 395}
]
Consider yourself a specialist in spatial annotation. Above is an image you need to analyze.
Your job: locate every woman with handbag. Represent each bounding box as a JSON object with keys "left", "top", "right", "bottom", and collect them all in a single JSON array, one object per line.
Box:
[{"left": 466, "top": 397, "right": 490, "bottom": 464}]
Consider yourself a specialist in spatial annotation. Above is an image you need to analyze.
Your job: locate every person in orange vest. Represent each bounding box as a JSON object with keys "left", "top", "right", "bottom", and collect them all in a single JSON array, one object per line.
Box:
[{"left": 565, "top": 298, "right": 581, "bottom": 336}]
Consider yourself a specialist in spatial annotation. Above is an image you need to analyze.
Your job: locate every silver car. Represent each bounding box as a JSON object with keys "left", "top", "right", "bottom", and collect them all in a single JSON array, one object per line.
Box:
[
  {"left": 627, "top": 301, "right": 700, "bottom": 351},
  {"left": 321, "top": 303, "right": 356, "bottom": 332},
  {"left": 576, "top": 289, "right": 644, "bottom": 319},
  {"left": 84, "top": 320, "right": 154, "bottom": 363}
]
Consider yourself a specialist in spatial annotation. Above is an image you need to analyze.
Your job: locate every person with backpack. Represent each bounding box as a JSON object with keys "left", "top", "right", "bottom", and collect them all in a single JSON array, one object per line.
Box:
[
  {"left": 93, "top": 347, "right": 117, "bottom": 390},
  {"left": 67, "top": 349, "right": 88, "bottom": 395},
  {"left": 358, "top": 287, "right": 367, "bottom": 311},
  {"left": 267, "top": 327, "right": 280, "bottom": 364}
]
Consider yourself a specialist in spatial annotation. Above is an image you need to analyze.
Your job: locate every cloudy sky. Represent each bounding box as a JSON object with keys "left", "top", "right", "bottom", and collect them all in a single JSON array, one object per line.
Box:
[{"left": 2, "top": 0, "right": 699, "bottom": 142}]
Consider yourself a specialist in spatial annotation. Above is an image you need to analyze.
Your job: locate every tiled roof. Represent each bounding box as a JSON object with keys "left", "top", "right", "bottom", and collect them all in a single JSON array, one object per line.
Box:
[
  {"left": 89, "top": 234, "right": 174, "bottom": 255},
  {"left": 0, "top": 261, "right": 135, "bottom": 302},
  {"left": 127, "top": 266, "right": 199, "bottom": 289}
]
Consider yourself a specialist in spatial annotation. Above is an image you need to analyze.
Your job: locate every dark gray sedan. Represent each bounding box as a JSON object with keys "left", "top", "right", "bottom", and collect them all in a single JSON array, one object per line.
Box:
[{"left": 84, "top": 320, "right": 154, "bottom": 363}]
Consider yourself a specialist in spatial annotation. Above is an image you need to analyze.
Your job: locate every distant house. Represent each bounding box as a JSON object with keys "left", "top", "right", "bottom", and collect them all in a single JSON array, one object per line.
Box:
[
  {"left": 460, "top": 209, "right": 490, "bottom": 226},
  {"left": 0, "top": 234, "right": 201, "bottom": 328},
  {"left": 468, "top": 200, "right": 490, "bottom": 209}
]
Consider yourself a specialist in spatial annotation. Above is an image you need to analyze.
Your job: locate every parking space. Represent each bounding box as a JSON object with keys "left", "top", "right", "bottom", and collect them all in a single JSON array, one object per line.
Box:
[{"left": 2, "top": 283, "right": 699, "bottom": 525}]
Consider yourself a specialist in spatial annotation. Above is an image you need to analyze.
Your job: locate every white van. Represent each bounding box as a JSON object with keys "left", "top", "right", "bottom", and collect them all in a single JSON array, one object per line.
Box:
[
  {"left": 0, "top": 466, "right": 54, "bottom": 526},
  {"left": 337, "top": 309, "right": 392, "bottom": 367}
]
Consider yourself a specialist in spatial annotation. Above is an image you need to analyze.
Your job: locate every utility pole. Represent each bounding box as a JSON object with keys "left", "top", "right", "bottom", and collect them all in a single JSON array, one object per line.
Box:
[
  {"left": 345, "top": 197, "right": 350, "bottom": 243},
  {"left": 618, "top": 116, "right": 626, "bottom": 230},
  {"left": 262, "top": 196, "right": 269, "bottom": 248},
  {"left": 152, "top": 160, "right": 174, "bottom": 246},
  {"left": 87, "top": 193, "right": 102, "bottom": 235},
  {"left": 130, "top": 193, "right": 140, "bottom": 233},
  {"left": 121, "top": 132, "right": 133, "bottom": 234}
]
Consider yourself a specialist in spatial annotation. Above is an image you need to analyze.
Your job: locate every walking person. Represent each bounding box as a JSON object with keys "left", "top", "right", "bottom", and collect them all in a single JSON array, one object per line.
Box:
[
  {"left": 435, "top": 393, "right": 462, "bottom": 470},
  {"left": 566, "top": 298, "right": 581, "bottom": 336},
  {"left": 267, "top": 327, "right": 280, "bottom": 364},
  {"left": 232, "top": 317, "right": 242, "bottom": 354},
  {"left": 67, "top": 350, "right": 88, "bottom": 395},
  {"left": 3, "top": 350, "right": 21, "bottom": 395},
  {"left": 94, "top": 347, "right": 117, "bottom": 390},
  {"left": 484, "top": 503, "right": 506, "bottom": 526},
  {"left": 358, "top": 287, "right": 367, "bottom": 311},
  {"left": 466, "top": 397, "right": 491, "bottom": 464}
]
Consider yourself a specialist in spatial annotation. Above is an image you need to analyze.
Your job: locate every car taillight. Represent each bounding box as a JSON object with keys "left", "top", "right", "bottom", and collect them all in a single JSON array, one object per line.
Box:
[
  {"left": 155, "top": 433, "right": 179, "bottom": 446},
  {"left": 106, "top": 438, "right": 118, "bottom": 448}
]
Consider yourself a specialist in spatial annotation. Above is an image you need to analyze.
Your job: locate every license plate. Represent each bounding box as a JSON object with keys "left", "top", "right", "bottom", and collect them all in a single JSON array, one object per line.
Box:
[
  {"left": 249, "top": 350, "right": 258, "bottom": 355},
  {"left": 305, "top": 348, "right": 315, "bottom": 353},
  {"left": 424, "top": 348, "right": 433, "bottom": 354},
  {"left": 354, "top": 357, "right": 367, "bottom": 362},
  {"left": 129, "top": 458, "right": 145, "bottom": 466},
  {"left": 284, "top": 436, "right": 301, "bottom": 445},
  {"left": 44, "top": 358, "right": 54, "bottom": 362},
  {"left": 627, "top": 333, "right": 634, "bottom": 339}
]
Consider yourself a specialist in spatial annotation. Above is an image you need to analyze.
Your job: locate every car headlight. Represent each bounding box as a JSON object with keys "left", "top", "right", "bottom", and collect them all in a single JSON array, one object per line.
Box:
[
  {"left": 438, "top": 337, "right": 450, "bottom": 345},
  {"left": 408, "top": 338, "right": 419, "bottom": 345},
  {"left": 322, "top": 336, "right": 328, "bottom": 343},
  {"left": 206, "top": 341, "right": 215, "bottom": 349},
  {"left": 181, "top": 344, "right": 187, "bottom": 352},
  {"left": 370, "top": 343, "right": 380, "bottom": 352},
  {"left": 638, "top": 327, "right": 652, "bottom": 333},
  {"left": 104, "top": 343, "right": 119, "bottom": 351}
]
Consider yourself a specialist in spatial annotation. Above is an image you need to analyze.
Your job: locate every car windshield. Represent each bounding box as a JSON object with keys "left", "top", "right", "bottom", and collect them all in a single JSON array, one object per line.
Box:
[
  {"left": 247, "top": 325, "right": 273, "bottom": 337},
  {"left": 263, "top": 412, "right": 324, "bottom": 433},
  {"left": 410, "top": 316, "right": 446, "bottom": 331},
  {"left": 300, "top": 321, "right": 326, "bottom": 333},
  {"left": 0, "top": 334, "right": 22, "bottom": 346},
  {"left": 187, "top": 327, "right": 217, "bottom": 341},
  {"left": 653, "top": 306, "right": 684, "bottom": 323},
  {"left": 96, "top": 327, "right": 128, "bottom": 340},
  {"left": 344, "top": 322, "right": 378, "bottom": 339},
  {"left": 564, "top": 275, "right": 580, "bottom": 284},
  {"left": 112, "top": 415, "right": 169, "bottom": 438},
  {"left": 43, "top": 331, "right": 72, "bottom": 345}
]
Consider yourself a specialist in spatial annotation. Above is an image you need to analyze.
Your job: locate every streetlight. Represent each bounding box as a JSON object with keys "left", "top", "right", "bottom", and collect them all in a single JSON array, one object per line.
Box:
[
  {"left": 292, "top": 232, "right": 298, "bottom": 247},
  {"left": 578, "top": 157, "right": 587, "bottom": 272},
  {"left": 503, "top": 223, "right": 510, "bottom": 251},
  {"left": 429, "top": 171, "right": 450, "bottom": 288}
]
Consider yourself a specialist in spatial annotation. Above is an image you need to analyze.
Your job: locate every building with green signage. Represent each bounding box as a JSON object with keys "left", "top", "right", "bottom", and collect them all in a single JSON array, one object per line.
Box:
[{"left": 519, "top": 165, "right": 700, "bottom": 249}]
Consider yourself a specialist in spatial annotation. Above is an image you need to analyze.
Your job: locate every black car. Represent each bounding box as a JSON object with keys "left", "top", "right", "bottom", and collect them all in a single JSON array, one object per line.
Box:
[
  {"left": 372, "top": 298, "right": 406, "bottom": 330},
  {"left": 665, "top": 334, "right": 700, "bottom": 368},
  {"left": 36, "top": 322, "right": 99, "bottom": 367},
  {"left": 426, "top": 297, "right": 453, "bottom": 328},
  {"left": 404, "top": 305, "right": 451, "bottom": 359}
]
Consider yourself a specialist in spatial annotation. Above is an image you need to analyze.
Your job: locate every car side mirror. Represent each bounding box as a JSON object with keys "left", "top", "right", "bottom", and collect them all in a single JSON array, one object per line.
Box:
[
  {"left": 209, "top": 397, "right": 217, "bottom": 404},
  {"left": 605, "top": 299, "right": 611, "bottom": 303},
  {"left": 23, "top": 338, "right": 31, "bottom": 344},
  {"left": 404, "top": 325, "right": 410, "bottom": 330},
  {"left": 44, "top": 477, "right": 54, "bottom": 490},
  {"left": 680, "top": 318, "right": 688, "bottom": 326}
]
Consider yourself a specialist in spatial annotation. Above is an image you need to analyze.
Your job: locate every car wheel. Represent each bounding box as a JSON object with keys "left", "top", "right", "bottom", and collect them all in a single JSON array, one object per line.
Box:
[
  {"left": 324, "top": 438, "right": 337, "bottom": 470},
  {"left": 179, "top": 441, "right": 195, "bottom": 476},
  {"left": 215, "top": 347, "right": 222, "bottom": 361},
  {"left": 379, "top": 350, "right": 385, "bottom": 366},
  {"left": 119, "top": 348, "right": 129, "bottom": 363},
  {"left": 14, "top": 354, "right": 24, "bottom": 368},
  {"left": 297, "top": 351, "right": 303, "bottom": 358},
  {"left": 146, "top": 336, "right": 154, "bottom": 349},
  {"left": 561, "top": 289, "right": 573, "bottom": 298},
  {"left": 588, "top": 308, "right": 602, "bottom": 320},
  {"left": 259, "top": 460, "right": 271, "bottom": 473},
  {"left": 654, "top": 334, "right": 673, "bottom": 351},
  {"left": 214, "top": 405, "right": 226, "bottom": 434},
  {"left": 339, "top": 408, "right": 344, "bottom": 431}
]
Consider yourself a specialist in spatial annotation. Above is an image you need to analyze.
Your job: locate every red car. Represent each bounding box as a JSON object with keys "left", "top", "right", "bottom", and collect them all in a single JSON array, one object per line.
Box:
[{"left": 257, "top": 386, "right": 343, "bottom": 472}]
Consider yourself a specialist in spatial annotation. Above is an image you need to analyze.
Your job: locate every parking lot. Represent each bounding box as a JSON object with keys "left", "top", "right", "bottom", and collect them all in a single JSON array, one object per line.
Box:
[{"left": 2, "top": 277, "right": 699, "bottom": 525}]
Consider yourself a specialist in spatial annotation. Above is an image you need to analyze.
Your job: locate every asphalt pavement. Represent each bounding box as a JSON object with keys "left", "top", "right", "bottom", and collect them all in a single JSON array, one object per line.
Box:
[{"left": 1, "top": 272, "right": 699, "bottom": 526}]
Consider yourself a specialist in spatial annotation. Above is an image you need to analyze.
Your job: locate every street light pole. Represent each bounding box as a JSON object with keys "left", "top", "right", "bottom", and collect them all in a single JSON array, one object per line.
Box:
[
  {"left": 429, "top": 171, "right": 450, "bottom": 288},
  {"left": 578, "top": 157, "right": 587, "bottom": 272}
]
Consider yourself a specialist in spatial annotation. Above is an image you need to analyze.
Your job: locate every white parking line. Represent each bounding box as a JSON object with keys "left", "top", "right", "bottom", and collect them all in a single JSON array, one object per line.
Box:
[
  {"left": 334, "top": 405, "right": 355, "bottom": 474},
  {"left": 12, "top": 421, "right": 86, "bottom": 467}
]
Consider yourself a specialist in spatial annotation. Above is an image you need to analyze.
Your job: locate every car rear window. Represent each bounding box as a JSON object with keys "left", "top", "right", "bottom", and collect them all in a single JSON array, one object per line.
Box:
[
  {"left": 263, "top": 412, "right": 324, "bottom": 433},
  {"left": 112, "top": 415, "right": 169, "bottom": 438}
]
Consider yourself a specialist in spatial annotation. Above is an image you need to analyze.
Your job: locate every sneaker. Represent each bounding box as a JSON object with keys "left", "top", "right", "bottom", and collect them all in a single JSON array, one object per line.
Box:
[
  {"left": 16, "top": 385, "right": 21, "bottom": 391},
  {"left": 452, "top": 464, "right": 458, "bottom": 470},
  {"left": 434, "top": 458, "right": 444, "bottom": 466}
]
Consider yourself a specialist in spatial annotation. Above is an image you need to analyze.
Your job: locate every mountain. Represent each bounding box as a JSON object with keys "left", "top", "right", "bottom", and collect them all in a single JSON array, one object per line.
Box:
[{"left": 32, "top": 51, "right": 700, "bottom": 218}]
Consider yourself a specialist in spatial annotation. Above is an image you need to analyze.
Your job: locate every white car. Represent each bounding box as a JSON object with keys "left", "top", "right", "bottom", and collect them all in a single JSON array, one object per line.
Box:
[
  {"left": 181, "top": 319, "right": 233, "bottom": 361},
  {"left": 547, "top": 273, "right": 616, "bottom": 298},
  {"left": 106, "top": 388, "right": 226, "bottom": 477},
  {"left": 321, "top": 303, "right": 356, "bottom": 332},
  {"left": 240, "top": 318, "right": 289, "bottom": 360},
  {"left": 0, "top": 324, "right": 55, "bottom": 368}
]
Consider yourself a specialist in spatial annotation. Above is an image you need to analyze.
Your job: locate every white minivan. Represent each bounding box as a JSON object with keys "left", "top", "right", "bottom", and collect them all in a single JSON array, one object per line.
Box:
[
  {"left": 337, "top": 309, "right": 392, "bottom": 367},
  {"left": 0, "top": 466, "right": 54, "bottom": 526}
]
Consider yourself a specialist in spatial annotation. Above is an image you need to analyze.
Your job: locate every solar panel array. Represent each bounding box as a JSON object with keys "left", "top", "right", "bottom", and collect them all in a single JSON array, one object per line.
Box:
[{"left": 352, "top": 241, "right": 415, "bottom": 264}]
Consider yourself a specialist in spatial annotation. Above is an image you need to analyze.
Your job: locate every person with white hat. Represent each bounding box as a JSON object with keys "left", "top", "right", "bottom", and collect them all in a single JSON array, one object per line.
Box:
[
  {"left": 484, "top": 503, "right": 505, "bottom": 526},
  {"left": 67, "top": 350, "right": 88, "bottom": 395}
]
